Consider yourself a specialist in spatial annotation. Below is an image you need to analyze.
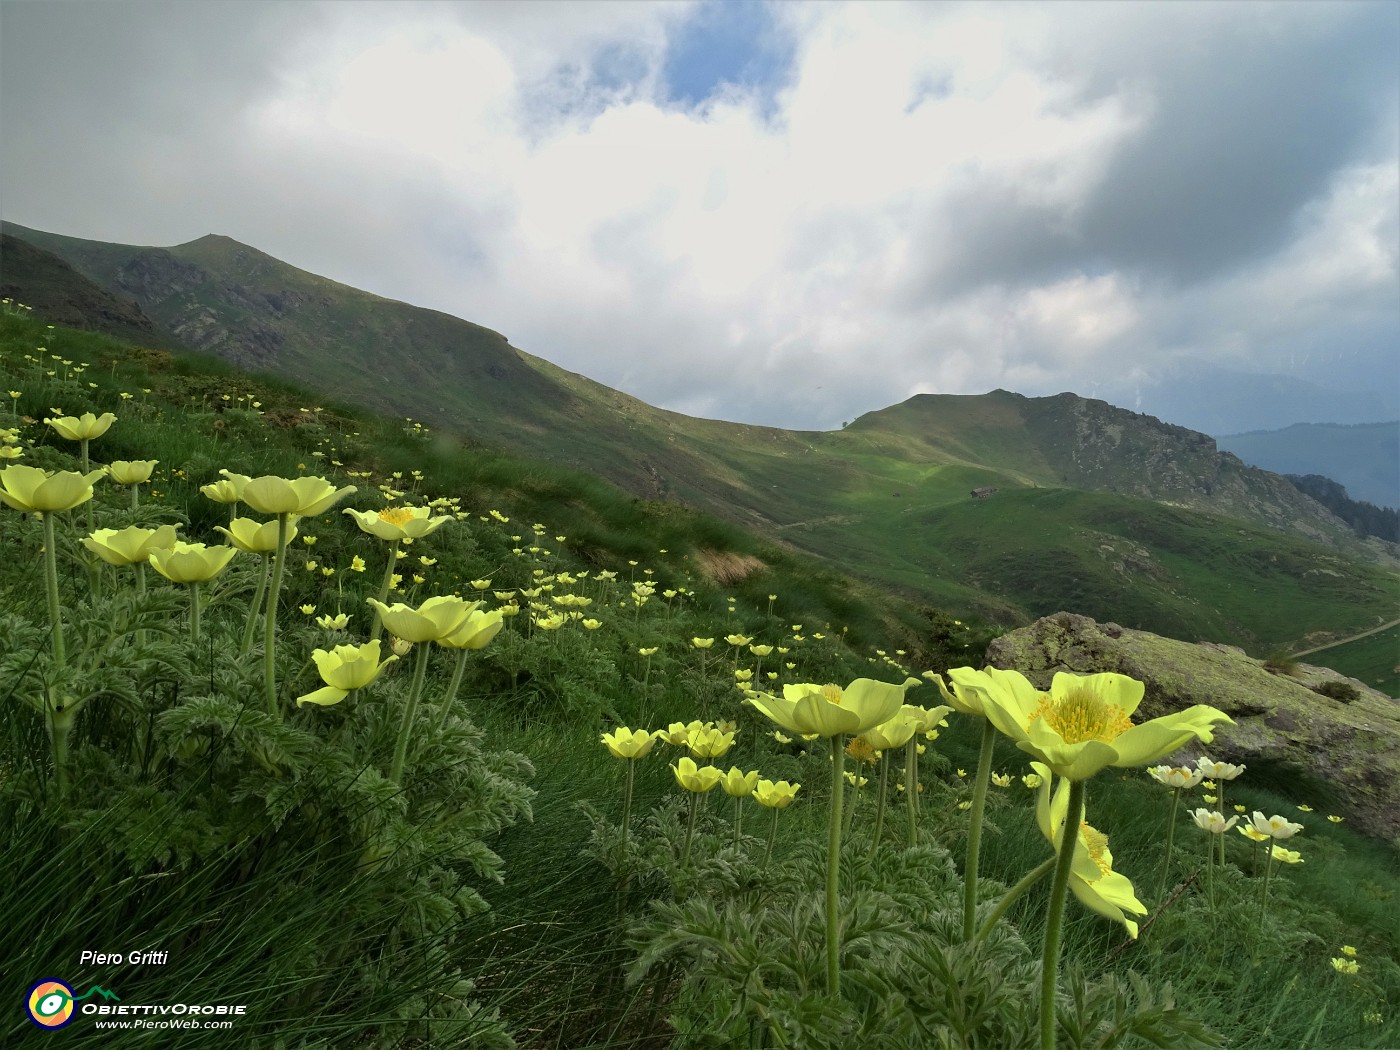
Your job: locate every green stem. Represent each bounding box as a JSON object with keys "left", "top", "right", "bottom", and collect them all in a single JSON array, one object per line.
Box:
[
  {"left": 1040, "top": 777, "right": 1085, "bottom": 1050},
  {"left": 130, "top": 484, "right": 139, "bottom": 512},
  {"left": 42, "top": 512, "right": 66, "bottom": 666},
  {"left": 976, "top": 856, "right": 1056, "bottom": 943},
  {"left": 682, "top": 791, "right": 700, "bottom": 866},
  {"left": 188, "top": 581, "right": 202, "bottom": 645},
  {"left": 1206, "top": 833, "right": 1216, "bottom": 911},
  {"left": 869, "top": 751, "right": 889, "bottom": 857},
  {"left": 904, "top": 739, "right": 919, "bottom": 848},
  {"left": 826, "top": 734, "right": 847, "bottom": 999},
  {"left": 241, "top": 553, "right": 270, "bottom": 656},
  {"left": 964, "top": 719, "right": 996, "bottom": 940},
  {"left": 388, "top": 642, "right": 430, "bottom": 784},
  {"left": 49, "top": 704, "right": 76, "bottom": 801},
  {"left": 370, "top": 539, "right": 400, "bottom": 642},
  {"left": 764, "top": 806, "right": 778, "bottom": 869},
  {"left": 733, "top": 794, "right": 743, "bottom": 849},
  {"left": 1156, "top": 788, "right": 1181, "bottom": 903},
  {"left": 433, "top": 648, "right": 470, "bottom": 733},
  {"left": 262, "top": 514, "right": 290, "bottom": 717},
  {"left": 1258, "top": 847, "right": 1275, "bottom": 927}
]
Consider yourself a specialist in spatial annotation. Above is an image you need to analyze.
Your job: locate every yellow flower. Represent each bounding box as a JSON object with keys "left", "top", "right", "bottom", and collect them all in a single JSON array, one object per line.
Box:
[
  {"left": 601, "top": 727, "right": 659, "bottom": 759},
  {"left": 753, "top": 779, "right": 800, "bottom": 808},
  {"left": 45, "top": 411, "right": 116, "bottom": 440},
  {"left": 83, "top": 524, "right": 178, "bottom": 565},
  {"left": 672, "top": 756, "right": 723, "bottom": 793},
  {"left": 350, "top": 555, "right": 366, "bottom": 572},
  {"left": 0, "top": 464, "right": 107, "bottom": 512},
  {"left": 1190, "top": 808, "right": 1238, "bottom": 834},
  {"left": 300, "top": 604, "right": 317, "bottom": 615},
  {"left": 687, "top": 726, "right": 736, "bottom": 759},
  {"left": 1327, "top": 815, "right": 1344, "bottom": 823},
  {"left": 845, "top": 736, "right": 880, "bottom": 764},
  {"left": 1270, "top": 845, "right": 1303, "bottom": 864},
  {"left": 902, "top": 703, "right": 953, "bottom": 734},
  {"left": 750, "top": 644, "right": 774, "bottom": 657},
  {"left": 639, "top": 646, "right": 659, "bottom": 657},
  {"left": 108, "top": 459, "right": 157, "bottom": 485},
  {"left": 1238, "top": 825, "right": 1271, "bottom": 842},
  {"left": 216, "top": 516, "right": 297, "bottom": 554},
  {"left": 720, "top": 767, "right": 760, "bottom": 798},
  {"left": 1033, "top": 762, "right": 1148, "bottom": 938},
  {"left": 471, "top": 578, "right": 493, "bottom": 589},
  {"left": 343, "top": 504, "right": 448, "bottom": 537},
  {"left": 582, "top": 618, "right": 602, "bottom": 630},
  {"left": 1330, "top": 958, "right": 1359, "bottom": 975},
  {"left": 747, "top": 677, "right": 919, "bottom": 738},
  {"left": 438, "top": 607, "right": 505, "bottom": 650},
  {"left": 1196, "top": 757, "right": 1246, "bottom": 780},
  {"left": 991, "top": 772, "right": 1012, "bottom": 788},
  {"left": 1023, "top": 773, "right": 1044, "bottom": 789},
  {"left": 860, "top": 712, "right": 920, "bottom": 752},
  {"left": 1243, "top": 811, "right": 1304, "bottom": 840},
  {"left": 200, "top": 471, "right": 251, "bottom": 504},
  {"left": 1296, "top": 804, "right": 1313, "bottom": 813},
  {"left": 316, "top": 613, "right": 351, "bottom": 630},
  {"left": 366, "top": 595, "right": 480, "bottom": 643},
  {"left": 725, "top": 634, "right": 752, "bottom": 646},
  {"left": 844, "top": 772, "right": 869, "bottom": 788},
  {"left": 691, "top": 637, "right": 714, "bottom": 649},
  {"left": 297, "top": 640, "right": 398, "bottom": 706},
  {"left": 1341, "top": 945, "right": 1357, "bottom": 957},
  {"left": 241, "top": 475, "right": 356, "bottom": 517},
  {"left": 953, "top": 667, "right": 1231, "bottom": 781},
  {"left": 147, "top": 541, "right": 237, "bottom": 583}
]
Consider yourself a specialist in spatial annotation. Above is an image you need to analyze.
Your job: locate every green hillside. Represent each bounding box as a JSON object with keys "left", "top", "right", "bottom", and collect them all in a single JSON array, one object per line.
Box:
[{"left": 5, "top": 223, "right": 1396, "bottom": 654}]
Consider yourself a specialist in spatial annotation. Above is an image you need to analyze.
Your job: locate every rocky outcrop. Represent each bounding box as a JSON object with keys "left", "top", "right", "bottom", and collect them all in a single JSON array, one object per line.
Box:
[{"left": 984, "top": 612, "right": 1400, "bottom": 841}]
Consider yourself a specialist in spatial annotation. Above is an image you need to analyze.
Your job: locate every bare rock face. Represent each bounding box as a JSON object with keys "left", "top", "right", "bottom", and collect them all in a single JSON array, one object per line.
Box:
[{"left": 984, "top": 612, "right": 1400, "bottom": 841}]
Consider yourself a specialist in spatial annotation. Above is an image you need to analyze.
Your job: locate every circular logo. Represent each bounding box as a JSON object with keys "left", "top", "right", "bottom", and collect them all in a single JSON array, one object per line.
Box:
[{"left": 27, "top": 979, "right": 76, "bottom": 1029}]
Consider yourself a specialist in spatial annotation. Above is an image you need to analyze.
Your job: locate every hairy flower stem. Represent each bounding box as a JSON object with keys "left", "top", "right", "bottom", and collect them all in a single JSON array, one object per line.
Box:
[
  {"left": 682, "top": 792, "right": 700, "bottom": 867},
  {"left": 369, "top": 539, "right": 400, "bottom": 642},
  {"left": 130, "top": 485, "right": 139, "bottom": 512},
  {"left": 976, "top": 856, "right": 1056, "bottom": 943},
  {"left": 1257, "top": 848, "right": 1276, "bottom": 928},
  {"left": 826, "top": 734, "right": 848, "bottom": 999},
  {"left": 241, "top": 554, "right": 270, "bottom": 656},
  {"left": 1155, "top": 787, "right": 1182, "bottom": 903},
  {"left": 262, "top": 514, "right": 290, "bottom": 717},
  {"left": 963, "top": 719, "right": 997, "bottom": 940},
  {"left": 187, "top": 582, "right": 202, "bottom": 645},
  {"left": 49, "top": 704, "right": 76, "bottom": 801},
  {"left": 1205, "top": 834, "right": 1216, "bottom": 911},
  {"left": 870, "top": 752, "right": 890, "bottom": 857},
  {"left": 389, "top": 642, "right": 430, "bottom": 784},
  {"left": 1040, "top": 778, "right": 1086, "bottom": 1050},
  {"left": 42, "top": 512, "right": 66, "bottom": 666},
  {"left": 904, "top": 740, "right": 919, "bottom": 847},
  {"left": 733, "top": 796, "right": 744, "bottom": 849},
  {"left": 764, "top": 808, "right": 779, "bottom": 868},
  {"left": 433, "top": 649, "right": 470, "bottom": 733}
]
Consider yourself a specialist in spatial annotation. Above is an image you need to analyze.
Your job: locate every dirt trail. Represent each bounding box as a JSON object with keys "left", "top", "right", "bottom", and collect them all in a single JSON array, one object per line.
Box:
[{"left": 1292, "top": 617, "right": 1400, "bottom": 658}]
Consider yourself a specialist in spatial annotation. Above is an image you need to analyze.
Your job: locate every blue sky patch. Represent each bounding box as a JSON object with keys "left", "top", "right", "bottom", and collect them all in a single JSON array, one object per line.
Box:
[{"left": 661, "top": 0, "right": 794, "bottom": 112}]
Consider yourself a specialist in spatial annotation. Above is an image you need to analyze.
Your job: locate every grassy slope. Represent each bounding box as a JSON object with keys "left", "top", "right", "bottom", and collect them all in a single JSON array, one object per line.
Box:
[
  {"left": 1300, "top": 625, "right": 1400, "bottom": 698},
  {"left": 7, "top": 224, "right": 1396, "bottom": 653}
]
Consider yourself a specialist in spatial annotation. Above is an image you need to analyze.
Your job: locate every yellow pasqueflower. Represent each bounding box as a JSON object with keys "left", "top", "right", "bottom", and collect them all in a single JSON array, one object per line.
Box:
[
  {"left": 720, "top": 767, "right": 760, "bottom": 798},
  {"left": 216, "top": 516, "right": 298, "bottom": 554},
  {"left": 672, "top": 756, "right": 723, "bottom": 793},
  {"left": 1238, "top": 825, "right": 1271, "bottom": 843},
  {"left": 316, "top": 613, "right": 350, "bottom": 630},
  {"left": 1032, "top": 761, "right": 1148, "bottom": 938},
  {"left": 147, "top": 541, "right": 237, "bottom": 584},
  {"left": 601, "top": 727, "right": 659, "bottom": 759},
  {"left": 1023, "top": 772, "right": 1044, "bottom": 789},
  {"left": 860, "top": 712, "right": 921, "bottom": 752},
  {"left": 200, "top": 471, "right": 252, "bottom": 504},
  {"left": 725, "top": 634, "right": 752, "bottom": 646},
  {"left": 1243, "top": 811, "right": 1304, "bottom": 840},
  {"left": 1270, "top": 845, "right": 1303, "bottom": 864},
  {"left": 438, "top": 607, "right": 505, "bottom": 650},
  {"left": 1190, "top": 808, "right": 1238, "bottom": 834},
  {"left": 241, "top": 474, "right": 356, "bottom": 517},
  {"left": 691, "top": 637, "right": 714, "bottom": 649},
  {"left": 108, "top": 459, "right": 158, "bottom": 485},
  {"left": 687, "top": 726, "right": 736, "bottom": 759},
  {"left": 952, "top": 667, "right": 1231, "bottom": 781},
  {"left": 83, "top": 524, "right": 178, "bottom": 565},
  {"left": 902, "top": 703, "right": 953, "bottom": 735},
  {"left": 1341, "top": 945, "right": 1357, "bottom": 957},
  {"left": 750, "top": 644, "right": 774, "bottom": 657},
  {"left": 0, "top": 464, "right": 107, "bottom": 512},
  {"left": 990, "top": 772, "right": 1012, "bottom": 788},
  {"left": 45, "top": 411, "right": 116, "bottom": 440},
  {"left": 1196, "top": 757, "right": 1246, "bottom": 780},
  {"left": 753, "top": 779, "right": 800, "bottom": 809},
  {"left": 1330, "top": 957, "right": 1359, "bottom": 975},
  {"left": 660, "top": 720, "right": 705, "bottom": 746},
  {"left": 366, "top": 595, "right": 479, "bottom": 644},
  {"left": 1147, "top": 765, "right": 1205, "bottom": 789},
  {"left": 344, "top": 504, "right": 451, "bottom": 541},
  {"left": 747, "top": 677, "right": 919, "bottom": 738},
  {"left": 297, "top": 640, "right": 397, "bottom": 707}
]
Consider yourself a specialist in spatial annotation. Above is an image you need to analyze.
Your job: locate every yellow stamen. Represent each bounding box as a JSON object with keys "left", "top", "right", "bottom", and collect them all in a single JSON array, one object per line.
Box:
[
  {"left": 1079, "top": 823, "right": 1111, "bottom": 876},
  {"left": 845, "top": 737, "right": 878, "bottom": 765},
  {"left": 821, "top": 684, "right": 843, "bottom": 705},
  {"left": 1029, "top": 687, "right": 1134, "bottom": 745},
  {"left": 378, "top": 506, "right": 414, "bottom": 526}
]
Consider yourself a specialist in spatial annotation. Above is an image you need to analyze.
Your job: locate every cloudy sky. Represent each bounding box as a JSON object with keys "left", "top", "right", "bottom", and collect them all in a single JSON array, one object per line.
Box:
[{"left": 3, "top": 0, "right": 1397, "bottom": 433}]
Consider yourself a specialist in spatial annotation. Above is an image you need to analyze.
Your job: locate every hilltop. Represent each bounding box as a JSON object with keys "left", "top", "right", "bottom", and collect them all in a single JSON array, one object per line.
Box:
[{"left": 3, "top": 222, "right": 1395, "bottom": 653}]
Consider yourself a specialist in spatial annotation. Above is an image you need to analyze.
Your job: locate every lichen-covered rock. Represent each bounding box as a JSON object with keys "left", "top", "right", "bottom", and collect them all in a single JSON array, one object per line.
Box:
[{"left": 984, "top": 611, "right": 1400, "bottom": 841}]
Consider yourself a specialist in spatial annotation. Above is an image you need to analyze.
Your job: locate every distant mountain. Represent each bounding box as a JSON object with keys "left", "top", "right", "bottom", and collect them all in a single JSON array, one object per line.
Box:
[
  {"left": 1216, "top": 422, "right": 1399, "bottom": 510},
  {"left": 1094, "top": 359, "right": 1397, "bottom": 436},
  {"left": 6, "top": 221, "right": 1394, "bottom": 652}
]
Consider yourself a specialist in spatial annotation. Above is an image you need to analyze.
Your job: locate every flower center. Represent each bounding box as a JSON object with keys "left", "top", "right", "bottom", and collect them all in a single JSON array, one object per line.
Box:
[
  {"left": 378, "top": 506, "right": 415, "bottom": 526},
  {"left": 1030, "top": 687, "right": 1134, "bottom": 745},
  {"left": 1079, "top": 823, "right": 1111, "bottom": 876},
  {"left": 845, "top": 737, "right": 878, "bottom": 765},
  {"left": 821, "top": 684, "right": 843, "bottom": 705}
]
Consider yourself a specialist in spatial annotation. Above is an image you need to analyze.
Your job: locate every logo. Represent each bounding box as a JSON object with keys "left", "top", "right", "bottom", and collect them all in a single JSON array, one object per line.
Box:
[{"left": 26, "top": 980, "right": 120, "bottom": 1030}]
